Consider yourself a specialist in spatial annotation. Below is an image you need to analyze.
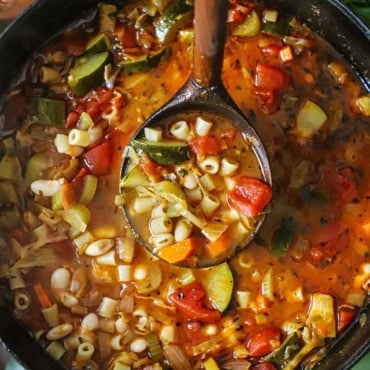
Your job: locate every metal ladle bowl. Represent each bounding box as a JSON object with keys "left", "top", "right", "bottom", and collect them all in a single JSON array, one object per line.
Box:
[{"left": 120, "top": 0, "right": 271, "bottom": 268}]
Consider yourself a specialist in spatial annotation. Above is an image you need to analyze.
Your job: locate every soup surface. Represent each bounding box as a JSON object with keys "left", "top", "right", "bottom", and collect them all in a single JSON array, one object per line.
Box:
[{"left": 0, "top": 1, "right": 370, "bottom": 369}]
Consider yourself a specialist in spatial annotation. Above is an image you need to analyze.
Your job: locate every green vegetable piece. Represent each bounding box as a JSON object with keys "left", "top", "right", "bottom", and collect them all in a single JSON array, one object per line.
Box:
[
  {"left": 79, "top": 174, "right": 98, "bottom": 204},
  {"left": 0, "top": 205, "right": 21, "bottom": 228},
  {"left": 295, "top": 100, "right": 328, "bottom": 138},
  {"left": 61, "top": 204, "right": 91, "bottom": 238},
  {"left": 155, "top": 0, "right": 193, "bottom": 43},
  {"left": 301, "top": 184, "right": 328, "bottom": 205},
  {"left": 32, "top": 97, "right": 65, "bottom": 126},
  {"left": 24, "top": 152, "right": 50, "bottom": 185},
  {"left": 51, "top": 190, "right": 63, "bottom": 211},
  {"left": 262, "top": 18, "right": 290, "bottom": 36},
  {"left": 233, "top": 10, "right": 261, "bottom": 37},
  {"left": 145, "top": 333, "right": 164, "bottom": 362},
  {"left": 264, "top": 332, "right": 303, "bottom": 368},
  {"left": 120, "top": 165, "right": 150, "bottom": 188},
  {"left": 68, "top": 52, "right": 109, "bottom": 96},
  {"left": 198, "top": 262, "right": 234, "bottom": 312},
  {"left": 271, "top": 217, "right": 297, "bottom": 257},
  {"left": 99, "top": 3, "right": 117, "bottom": 35},
  {"left": 85, "top": 33, "right": 111, "bottom": 54},
  {"left": 132, "top": 138, "right": 190, "bottom": 165},
  {"left": 154, "top": 180, "right": 185, "bottom": 199},
  {"left": 0, "top": 155, "right": 20, "bottom": 181},
  {"left": 118, "top": 48, "right": 170, "bottom": 74},
  {"left": 0, "top": 182, "right": 19, "bottom": 206}
]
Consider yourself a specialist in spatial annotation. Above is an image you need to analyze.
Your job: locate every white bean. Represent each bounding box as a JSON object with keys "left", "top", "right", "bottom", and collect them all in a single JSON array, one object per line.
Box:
[
  {"left": 50, "top": 268, "right": 71, "bottom": 290},
  {"left": 59, "top": 291, "right": 79, "bottom": 308},
  {"left": 150, "top": 217, "right": 173, "bottom": 235},
  {"left": 30, "top": 179, "right": 60, "bottom": 197},
  {"left": 151, "top": 202, "right": 168, "bottom": 218},
  {"left": 85, "top": 239, "right": 115, "bottom": 256},
  {"left": 111, "top": 334, "right": 125, "bottom": 350},
  {"left": 115, "top": 317, "right": 128, "bottom": 334},
  {"left": 46, "top": 323, "right": 73, "bottom": 341},
  {"left": 81, "top": 313, "right": 99, "bottom": 331},
  {"left": 130, "top": 338, "right": 147, "bottom": 353}
]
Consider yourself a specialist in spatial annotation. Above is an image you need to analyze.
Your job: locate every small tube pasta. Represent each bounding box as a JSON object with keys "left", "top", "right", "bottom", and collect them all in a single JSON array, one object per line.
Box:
[
  {"left": 170, "top": 120, "right": 190, "bottom": 140},
  {"left": 41, "top": 303, "right": 59, "bottom": 327},
  {"left": 116, "top": 236, "right": 135, "bottom": 263},
  {"left": 150, "top": 217, "right": 173, "bottom": 235},
  {"left": 96, "top": 250, "right": 116, "bottom": 266},
  {"left": 111, "top": 334, "right": 125, "bottom": 350},
  {"left": 46, "top": 323, "right": 74, "bottom": 341},
  {"left": 144, "top": 127, "right": 162, "bottom": 142},
  {"left": 99, "top": 318, "right": 116, "bottom": 333},
  {"left": 151, "top": 233, "right": 174, "bottom": 249},
  {"left": 200, "top": 194, "right": 221, "bottom": 217},
  {"left": 54, "top": 133, "right": 70, "bottom": 154},
  {"left": 160, "top": 325, "right": 177, "bottom": 344},
  {"left": 133, "top": 196, "right": 156, "bottom": 214},
  {"left": 183, "top": 172, "right": 198, "bottom": 190},
  {"left": 39, "top": 66, "right": 61, "bottom": 84},
  {"left": 220, "top": 157, "right": 239, "bottom": 176},
  {"left": 174, "top": 219, "right": 192, "bottom": 242},
  {"left": 195, "top": 116, "right": 213, "bottom": 136},
  {"left": 97, "top": 297, "right": 119, "bottom": 318},
  {"left": 64, "top": 335, "right": 81, "bottom": 350},
  {"left": 198, "top": 156, "right": 220, "bottom": 174},
  {"left": 14, "top": 291, "right": 31, "bottom": 311},
  {"left": 8, "top": 267, "right": 25, "bottom": 290},
  {"left": 76, "top": 342, "right": 95, "bottom": 362},
  {"left": 68, "top": 128, "right": 90, "bottom": 147},
  {"left": 184, "top": 187, "right": 202, "bottom": 202},
  {"left": 88, "top": 126, "right": 103, "bottom": 145},
  {"left": 46, "top": 341, "right": 66, "bottom": 361},
  {"left": 117, "top": 265, "right": 133, "bottom": 282}
]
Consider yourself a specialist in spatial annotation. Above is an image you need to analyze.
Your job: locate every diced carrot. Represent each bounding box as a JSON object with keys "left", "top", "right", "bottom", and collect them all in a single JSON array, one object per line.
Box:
[
  {"left": 60, "top": 181, "right": 77, "bottom": 210},
  {"left": 279, "top": 46, "right": 294, "bottom": 63},
  {"left": 204, "top": 233, "right": 231, "bottom": 258},
  {"left": 33, "top": 283, "right": 53, "bottom": 309},
  {"left": 157, "top": 237, "right": 196, "bottom": 264}
]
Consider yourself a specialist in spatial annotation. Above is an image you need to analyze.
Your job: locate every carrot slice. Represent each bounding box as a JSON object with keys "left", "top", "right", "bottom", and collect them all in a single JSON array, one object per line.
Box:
[
  {"left": 33, "top": 283, "right": 53, "bottom": 309},
  {"left": 157, "top": 237, "right": 196, "bottom": 264},
  {"left": 60, "top": 181, "right": 77, "bottom": 210},
  {"left": 204, "top": 233, "right": 231, "bottom": 258}
]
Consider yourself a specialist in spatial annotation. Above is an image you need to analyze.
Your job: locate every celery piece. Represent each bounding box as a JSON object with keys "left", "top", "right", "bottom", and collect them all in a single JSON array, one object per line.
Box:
[
  {"left": 61, "top": 204, "right": 91, "bottom": 238},
  {"left": 32, "top": 97, "right": 66, "bottom": 126},
  {"left": 295, "top": 100, "right": 327, "bottom": 138},
  {"left": 51, "top": 190, "right": 63, "bottom": 210},
  {"left": 0, "top": 182, "right": 20, "bottom": 206},
  {"left": 79, "top": 175, "right": 98, "bottom": 204},
  {"left": 146, "top": 333, "right": 163, "bottom": 362},
  {"left": 99, "top": 3, "right": 117, "bottom": 35},
  {"left": 203, "top": 357, "right": 220, "bottom": 370},
  {"left": 24, "top": 152, "right": 50, "bottom": 184},
  {"left": 0, "top": 155, "right": 21, "bottom": 181},
  {"left": 233, "top": 10, "right": 261, "bottom": 37}
]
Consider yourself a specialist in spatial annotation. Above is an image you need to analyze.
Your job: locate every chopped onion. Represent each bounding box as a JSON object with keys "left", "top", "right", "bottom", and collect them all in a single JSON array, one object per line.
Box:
[{"left": 163, "top": 344, "right": 192, "bottom": 370}]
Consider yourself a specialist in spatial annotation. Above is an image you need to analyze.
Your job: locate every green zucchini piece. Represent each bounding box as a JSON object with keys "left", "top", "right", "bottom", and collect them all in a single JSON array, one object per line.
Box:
[
  {"left": 24, "top": 152, "right": 51, "bottom": 185},
  {"left": 198, "top": 262, "right": 234, "bottom": 312},
  {"left": 31, "top": 97, "right": 65, "bottom": 126},
  {"left": 0, "top": 205, "right": 21, "bottom": 228},
  {"left": 99, "top": 3, "right": 117, "bottom": 35},
  {"left": 120, "top": 165, "right": 150, "bottom": 188},
  {"left": 0, "top": 182, "right": 19, "bottom": 206},
  {"left": 301, "top": 184, "right": 328, "bottom": 205},
  {"left": 271, "top": 217, "right": 297, "bottom": 258},
  {"left": 262, "top": 18, "right": 291, "bottom": 36},
  {"left": 68, "top": 52, "right": 109, "bottom": 96},
  {"left": 155, "top": 0, "right": 193, "bottom": 43},
  {"left": 118, "top": 48, "right": 170, "bottom": 74},
  {"left": 132, "top": 138, "right": 190, "bottom": 165},
  {"left": 233, "top": 10, "right": 261, "bottom": 37},
  {"left": 0, "top": 155, "right": 21, "bottom": 181},
  {"left": 264, "top": 332, "right": 303, "bottom": 368},
  {"left": 85, "top": 33, "right": 111, "bottom": 54}
]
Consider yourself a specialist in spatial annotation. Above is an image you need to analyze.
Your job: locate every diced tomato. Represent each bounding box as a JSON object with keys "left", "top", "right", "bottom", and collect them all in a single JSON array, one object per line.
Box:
[
  {"left": 83, "top": 140, "right": 114, "bottom": 176},
  {"left": 227, "top": 176, "right": 272, "bottom": 218},
  {"left": 66, "top": 110, "right": 80, "bottom": 129},
  {"left": 309, "top": 218, "right": 349, "bottom": 263},
  {"left": 246, "top": 327, "right": 281, "bottom": 357},
  {"left": 254, "top": 62, "right": 290, "bottom": 91},
  {"left": 188, "top": 135, "right": 222, "bottom": 159},
  {"left": 320, "top": 165, "right": 358, "bottom": 206},
  {"left": 168, "top": 282, "right": 221, "bottom": 323},
  {"left": 337, "top": 306, "right": 356, "bottom": 332},
  {"left": 115, "top": 25, "right": 137, "bottom": 48},
  {"left": 140, "top": 154, "right": 167, "bottom": 182},
  {"left": 252, "top": 362, "right": 277, "bottom": 370},
  {"left": 253, "top": 87, "right": 276, "bottom": 106}
]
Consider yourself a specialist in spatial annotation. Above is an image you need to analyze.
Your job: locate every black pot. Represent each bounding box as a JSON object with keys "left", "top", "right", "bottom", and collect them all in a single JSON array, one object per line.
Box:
[{"left": 0, "top": 1, "right": 369, "bottom": 369}]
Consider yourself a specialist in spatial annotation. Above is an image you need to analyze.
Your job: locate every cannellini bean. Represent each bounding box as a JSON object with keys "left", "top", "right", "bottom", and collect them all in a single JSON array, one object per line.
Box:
[
  {"left": 151, "top": 233, "right": 174, "bottom": 249},
  {"left": 50, "top": 268, "right": 71, "bottom": 290},
  {"left": 198, "top": 156, "right": 220, "bottom": 174},
  {"left": 150, "top": 217, "right": 173, "bottom": 235},
  {"left": 70, "top": 267, "right": 87, "bottom": 296},
  {"left": 130, "top": 337, "right": 147, "bottom": 353},
  {"left": 174, "top": 219, "right": 192, "bottom": 242},
  {"left": 170, "top": 120, "right": 190, "bottom": 140},
  {"left": 46, "top": 323, "right": 73, "bottom": 341},
  {"left": 85, "top": 239, "right": 115, "bottom": 256},
  {"left": 151, "top": 202, "right": 168, "bottom": 218},
  {"left": 195, "top": 116, "right": 213, "bottom": 136},
  {"left": 30, "top": 179, "right": 60, "bottom": 197},
  {"left": 81, "top": 313, "right": 99, "bottom": 331}
]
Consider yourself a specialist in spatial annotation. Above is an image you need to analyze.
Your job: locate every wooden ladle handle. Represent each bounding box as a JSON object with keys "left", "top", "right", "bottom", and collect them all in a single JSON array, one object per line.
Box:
[{"left": 192, "top": 0, "right": 229, "bottom": 88}]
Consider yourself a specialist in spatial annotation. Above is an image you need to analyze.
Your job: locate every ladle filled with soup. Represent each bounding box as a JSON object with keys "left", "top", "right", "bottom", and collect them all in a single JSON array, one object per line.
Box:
[{"left": 0, "top": 1, "right": 370, "bottom": 369}]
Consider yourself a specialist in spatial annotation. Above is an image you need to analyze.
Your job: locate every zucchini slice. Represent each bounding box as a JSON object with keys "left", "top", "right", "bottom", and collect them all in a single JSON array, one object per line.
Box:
[
  {"left": 155, "top": 0, "right": 193, "bottom": 43},
  {"left": 132, "top": 138, "right": 190, "bottom": 165},
  {"left": 68, "top": 52, "right": 109, "bottom": 96},
  {"left": 198, "top": 262, "right": 234, "bottom": 312},
  {"left": 118, "top": 48, "right": 170, "bottom": 74},
  {"left": 120, "top": 165, "right": 150, "bottom": 188},
  {"left": 85, "top": 33, "right": 111, "bottom": 54},
  {"left": 233, "top": 10, "right": 261, "bottom": 37}
]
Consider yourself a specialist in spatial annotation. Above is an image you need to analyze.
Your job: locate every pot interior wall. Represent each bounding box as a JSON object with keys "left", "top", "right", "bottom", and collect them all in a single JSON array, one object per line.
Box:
[{"left": 0, "top": 1, "right": 369, "bottom": 369}]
